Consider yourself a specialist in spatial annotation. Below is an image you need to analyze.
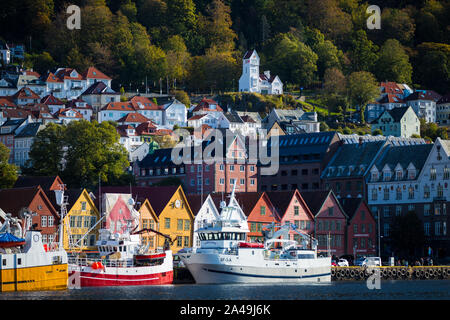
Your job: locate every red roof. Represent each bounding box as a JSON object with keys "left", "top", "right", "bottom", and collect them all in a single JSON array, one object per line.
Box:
[
  {"left": 54, "top": 68, "right": 84, "bottom": 81},
  {"left": 380, "top": 82, "right": 403, "bottom": 95},
  {"left": 66, "top": 98, "right": 93, "bottom": 110},
  {"left": 41, "top": 94, "right": 64, "bottom": 105},
  {"left": 0, "top": 108, "right": 32, "bottom": 119},
  {"left": 129, "top": 95, "right": 162, "bottom": 111},
  {"left": 101, "top": 101, "right": 135, "bottom": 111},
  {"left": 24, "top": 70, "right": 40, "bottom": 78},
  {"left": 11, "top": 87, "right": 40, "bottom": 100},
  {"left": 135, "top": 121, "right": 157, "bottom": 135},
  {"left": 82, "top": 66, "right": 111, "bottom": 80},
  {"left": 54, "top": 108, "right": 83, "bottom": 118},
  {"left": 187, "top": 114, "right": 206, "bottom": 121},
  {"left": 45, "top": 72, "right": 63, "bottom": 83},
  {"left": 0, "top": 97, "right": 16, "bottom": 108},
  {"left": 379, "top": 94, "right": 405, "bottom": 104},
  {"left": 117, "top": 112, "right": 150, "bottom": 123},
  {"left": 192, "top": 98, "right": 223, "bottom": 113}
]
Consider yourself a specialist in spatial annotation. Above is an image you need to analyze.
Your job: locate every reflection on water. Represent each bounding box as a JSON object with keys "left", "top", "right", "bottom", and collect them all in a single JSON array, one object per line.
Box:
[{"left": 0, "top": 280, "right": 449, "bottom": 300}]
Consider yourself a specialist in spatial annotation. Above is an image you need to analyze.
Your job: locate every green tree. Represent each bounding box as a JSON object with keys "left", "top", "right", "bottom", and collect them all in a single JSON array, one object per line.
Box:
[
  {"left": 420, "top": 118, "right": 448, "bottom": 141},
  {"left": 25, "top": 122, "right": 66, "bottom": 176},
  {"left": 0, "top": 143, "right": 18, "bottom": 189},
  {"left": 375, "top": 39, "right": 412, "bottom": 84},
  {"left": 378, "top": 8, "right": 415, "bottom": 45},
  {"left": 347, "top": 71, "right": 379, "bottom": 123},
  {"left": 323, "top": 67, "right": 346, "bottom": 96},
  {"left": 26, "top": 121, "right": 130, "bottom": 189},
  {"left": 348, "top": 30, "right": 379, "bottom": 72},
  {"left": 23, "top": 51, "right": 57, "bottom": 75},
  {"left": 163, "top": 35, "right": 191, "bottom": 84}
]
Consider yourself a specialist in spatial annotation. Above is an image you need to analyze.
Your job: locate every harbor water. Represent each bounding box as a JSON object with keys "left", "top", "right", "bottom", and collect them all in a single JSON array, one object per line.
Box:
[{"left": 0, "top": 280, "right": 448, "bottom": 300}]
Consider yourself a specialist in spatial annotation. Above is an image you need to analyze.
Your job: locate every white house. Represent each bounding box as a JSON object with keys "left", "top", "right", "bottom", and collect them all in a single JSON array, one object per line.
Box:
[
  {"left": 239, "top": 50, "right": 283, "bottom": 95},
  {"left": 162, "top": 99, "right": 187, "bottom": 128},
  {"left": 404, "top": 91, "right": 438, "bottom": 123},
  {"left": 66, "top": 98, "right": 94, "bottom": 121},
  {"left": 13, "top": 122, "right": 45, "bottom": 167},
  {"left": 437, "top": 94, "right": 450, "bottom": 125},
  {"left": 371, "top": 106, "right": 420, "bottom": 138}
]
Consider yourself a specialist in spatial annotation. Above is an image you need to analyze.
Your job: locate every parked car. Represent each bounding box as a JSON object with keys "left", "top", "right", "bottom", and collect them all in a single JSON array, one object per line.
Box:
[
  {"left": 337, "top": 258, "right": 349, "bottom": 267},
  {"left": 354, "top": 257, "right": 366, "bottom": 266},
  {"left": 356, "top": 257, "right": 382, "bottom": 267}
]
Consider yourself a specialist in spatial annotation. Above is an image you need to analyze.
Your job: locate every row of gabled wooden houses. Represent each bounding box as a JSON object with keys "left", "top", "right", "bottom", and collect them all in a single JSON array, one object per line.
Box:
[{"left": 0, "top": 176, "right": 376, "bottom": 258}]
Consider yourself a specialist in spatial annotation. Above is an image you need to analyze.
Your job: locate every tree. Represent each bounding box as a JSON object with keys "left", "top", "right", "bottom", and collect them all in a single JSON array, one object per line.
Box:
[
  {"left": 375, "top": 39, "right": 412, "bottom": 84},
  {"left": 163, "top": 35, "right": 191, "bottom": 84},
  {"left": 420, "top": 118, "right": 448, "bottom": 141},
  {"left": 390, "top": 211, "right": 425, "bottom": 259},
  {"left": 267, "top": 33, "right": 318, "bottom": 88},
  {"left": 23, "top": 51, "right": 57, "bottom": 75},
  {"left": 414, "top": 42, "right": 450, "bottom": 94},
  {"left": 323, "top": 68, "right": 346, "bottom": 96},
  {"left": 0, "top": 143, "right": 17, "bottom": 189},
  {"left": 347, "top": 71, "right": 379, "bottom": 123},
  {"left": 26, "top": 121, "right": 130, "bottom": 189},
  {"left": 348, "top": 30, "right": 379, "bottom": 73},
  {"left": 378, "top": 8, "right": 415, "bottom": 45},
  {"left": 25, "top": 122, "right": 66, "bottom": 176}
]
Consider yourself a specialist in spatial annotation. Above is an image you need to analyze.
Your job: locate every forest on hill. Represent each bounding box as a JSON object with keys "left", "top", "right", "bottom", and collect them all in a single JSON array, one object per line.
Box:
[{"left": 0, "top": 0, "right": 449, "bottom": 95}]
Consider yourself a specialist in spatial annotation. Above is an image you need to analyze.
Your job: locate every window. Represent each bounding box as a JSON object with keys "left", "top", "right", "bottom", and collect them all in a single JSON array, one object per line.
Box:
[
  {"left": 84, "top": 216, "right": 90, "bottom": 228},
  {"left": 328, "top": 207, "right": 334, "bottom": 216},
  {"left": 336, "top": 221, "right": 341, "bottom": 231},
  {"left": 396, "top": 170, "right": 403, "bottom": 180},
  {"left": 383, "top": 206, "right": 390, "bottom": 217},
  {"left": 437, "top": 185, "right": 444, "bottom": 198},
  {"left": 70, "top": 216, "right": 76, "bottom": 228},
  {"left": 435, "top": 222, "right": 441, "bottom": 236},
  {"left": 294, "top": 206, "right": 299, "bottom": 216},
  {"left": 424, "top": 204, "right": 431, "bottom": 216},
  {"left": 408, "top": 186, "right": 414, "bottom": 199},
  {"left": 177, "top": 236, "right": 182, "bottom": 247},
  {"left": 230, "top": 178, "right": 236, "bottom": 185},
  {"left": 424, "top": 222, "right": 430, "bottom": 236},
  {"left": 164, "top": 218, "right": 170, "bottom": 229},
  {"left": 240, "top": 178, "right": 245, "bottom": 185},
  {"left": 396, "top": 206, "right": 402, "bottom": 216},
  {"left": 430, "top": 167, "right": 436, "bottom": 180},
  {"left": 444, "top": 167, "right": 450, "bottom": 180},
  {"left": 240, "top": 165, "right": 245, "bottom": 172},
  {"left": 384, "top": 223, "right": 390, "bottom": 237},
  {"left": 396, "top": 187, "right": 402, "bottom": 200},
  {"left": 177, "top": 219, "right": 183, "bottom": 231},
  {"left": 383, "top": 187, "right": 389, "bottom": 200},
  {"left": 424, "top": 185, "right": 430, "bottom": 199},
  {"left": 372, "top": 188, "right": 377, "bottom": 201},
  {"left": 81, "top": 201, "right": 87, "bottom": 211},
  {"left": 229, "top": 165, "right": 234, "bottom": 172},
  {"left": 184, "top": 220, "right": 190, "bottom": 231},
  {"left": 41, "top": 216, "right": 47, "bottom": 227},
  {"left": 184, "top": 236, "right": 189, "bottom": 247},
  {"left": 48, "top": 216, "right": 54, "bottom": 227},
  {"left": 260, "top": 206, "right": 266, "bottom": 216},
  {"left": 219, "top": 178, "right": 225, "bottom": 185},
  {"left": 353, "top": 224, "right": 358, "bottom": 234}
]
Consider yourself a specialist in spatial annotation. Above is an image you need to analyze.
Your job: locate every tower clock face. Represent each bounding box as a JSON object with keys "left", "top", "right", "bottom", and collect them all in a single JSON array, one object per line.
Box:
[{"left": 175, "top": 200, "right": 181, "bottom": 208}]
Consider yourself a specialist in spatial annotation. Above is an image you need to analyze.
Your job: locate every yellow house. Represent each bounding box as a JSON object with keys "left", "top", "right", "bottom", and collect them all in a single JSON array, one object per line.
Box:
[
  {"left": 144, "top": 186, "right": 194, "bottom": 253},
  {"left": 64, "top": 189, "right": 101, "bottom": 252},
  {"left": 97, "top": 185, "right": 194, "bottom": 253},
  {"left": 138, "top": 199, "right": 159, "bottom": 252}
]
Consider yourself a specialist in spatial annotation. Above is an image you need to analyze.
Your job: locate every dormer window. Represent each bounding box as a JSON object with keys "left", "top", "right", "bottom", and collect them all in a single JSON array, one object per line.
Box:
[
  {"left": 408, "top": 169, "right": 416, "bottom": 180},
  {"left": 383, "top": 171, "right": 391, "bottom": 181},
  {"left": 371, "top": 172, "right": 378, "bottom": 181},
  {"left": 396, "top": 170, "right": 403, "bottom": 180}
]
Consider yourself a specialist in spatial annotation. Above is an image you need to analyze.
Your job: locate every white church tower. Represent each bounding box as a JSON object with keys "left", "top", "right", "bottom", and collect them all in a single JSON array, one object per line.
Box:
[
  {"left": 238, "top": 49, "right": 283, "bottom": 95},
  {"left": 239, "top": 50, "right": 260, "bottom": 93}
]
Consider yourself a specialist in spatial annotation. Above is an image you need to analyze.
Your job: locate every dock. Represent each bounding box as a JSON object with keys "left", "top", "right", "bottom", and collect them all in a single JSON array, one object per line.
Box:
[{"left": 332, "top": 266, "right": 450, "bottom": 281}]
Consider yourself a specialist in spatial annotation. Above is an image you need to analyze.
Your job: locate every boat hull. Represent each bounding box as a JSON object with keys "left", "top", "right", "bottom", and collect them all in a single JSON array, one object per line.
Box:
[
  {"left": 182, "top": 251, "right": 331, "bottom": 284},
  {"left": 69, "top": 268, "right": 173, "bottom": 287}
]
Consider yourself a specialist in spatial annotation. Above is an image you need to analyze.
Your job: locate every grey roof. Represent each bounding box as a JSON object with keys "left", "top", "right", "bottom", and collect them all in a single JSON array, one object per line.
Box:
[
  {"left": 81, "top": 81, "right": 118, "bottom": 95},
  {"left": 265, "top": 131, "right": 338, "bottom": 163},
  {"left": 375, "top": 106, "right": 412, "bottom": 124},
  {"left": 405, "top": 91, "right": 441, "bottom": 102},
  {"left": 224, "top": 112, "right": 244, "bottom": 124},
  {"left": 274, "top": 108, "right": 305, "bottom": 121},
  {"left": 372, "top": 143, "right": 433, "bottom": 180},
  {"left": 14, "top": 122, "right": 43, "bottom": 138},
  {"left": 323, "top": 141, "right": 386, "bottom": 179}
]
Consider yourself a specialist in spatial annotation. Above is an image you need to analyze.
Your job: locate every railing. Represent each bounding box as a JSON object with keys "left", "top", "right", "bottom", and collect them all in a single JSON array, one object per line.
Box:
[{"left": 68, "top": 256, "right": 135, "bottom": 268}]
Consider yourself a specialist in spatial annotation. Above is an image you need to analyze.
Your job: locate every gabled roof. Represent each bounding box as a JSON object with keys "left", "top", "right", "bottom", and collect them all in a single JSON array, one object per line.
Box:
[
  {"left": 41, "top": 94, "right": 64, "bottom": 105},
  {"left": 0, "top": 108, "right": 31, "bottom": 119},
  {"left": 234, "top": 192, "right": 265, "bottom": 217},
  {"left": 301, "top": 190, "right": 348, "bottom": 219},
  {"left": 65, "top": 98, "right": 93, "bottom": 110},
  {"left": 13, "top": 176, "right": 65, "bottom": 191},
  {"left": 371, "top": 106, "right": 412, "bottom": 124},
  {"left": 405, "top": 91, "right": 441, "bottom": 102},
  {"left": 101, "top": 101, "right": 135, "bottom": 111},
  {"left": 0, "top": 97, "right": 17, "bottom": 108},
  {"left": 54, "top": 68, "right": 83, "bottom": 81},
  {"left": 0, "top": 186, "right": 59, "bottom": 219},
  {"left": 379, "top": 94, "right": 405, "bottom": 104},
  {"left": 338, "top": 197, "right": 364, "bottom": 221},
  {"left": 96, "top": 186, "right": 181, "bottom": 217},
  {"left": 82, "top": 67, "right": 111, "bottom": 80},
  {"left": 192, "top": 98, "right": 223, "bottom": 113},
  {"left": 54, "top": 108, "right": 83, "bottom": 118},
  {"left": 117, "top": 112, "right": 150, "bottom": 123},
  {"left": 45, "top": 72, "right": 63, "bottom": 83},
  {"left": 81, "top": 81, "right": 118, "bottom": 96},
  {"left": 129, "top": 95, "right": 161, "bottom": 111},
  {"left": 14, "top": 122, "right": 44, "bottom": 138},
  {"left": 380, "top": 82, "right": 403, "bottom": 95},
  {"left": 11, "top": 87, "right": 40, "bottom": 100},
  {"left": 223, "top": 112, "right": 244, "bottom": 124},
  {"left": 243, "top": 49, "right": 257, "bottom": 59}
]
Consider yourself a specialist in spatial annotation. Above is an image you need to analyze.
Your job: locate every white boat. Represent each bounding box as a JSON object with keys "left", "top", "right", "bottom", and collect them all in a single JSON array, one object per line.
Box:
[
  {"left": 178, "top": 188, "right": 331, "bottom": 284},
  {"left": 68, "top": 195, "right": 173, "bottom": 287}
]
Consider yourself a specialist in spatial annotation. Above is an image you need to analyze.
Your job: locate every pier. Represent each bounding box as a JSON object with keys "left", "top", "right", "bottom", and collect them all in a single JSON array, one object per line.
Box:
[{"left": 331, "top": 266, "right": 450, "bottom": 281}]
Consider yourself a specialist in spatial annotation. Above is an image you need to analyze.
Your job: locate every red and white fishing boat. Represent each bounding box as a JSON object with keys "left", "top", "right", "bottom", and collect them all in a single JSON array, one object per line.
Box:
[{"left": 68, "top": 226, "right": 173, "bottom": 287}]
